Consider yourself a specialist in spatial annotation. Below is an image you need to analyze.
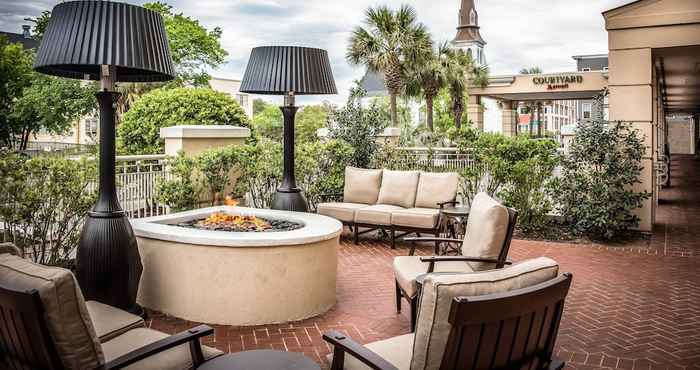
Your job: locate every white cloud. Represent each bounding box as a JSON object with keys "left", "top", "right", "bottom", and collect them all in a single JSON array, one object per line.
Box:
[{"left": 0, "top": 0, "right": 634, "bottom": 105}]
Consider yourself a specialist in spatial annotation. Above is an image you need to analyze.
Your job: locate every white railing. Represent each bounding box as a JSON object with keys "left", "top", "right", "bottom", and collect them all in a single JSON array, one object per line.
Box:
[
  {"left": 394, "top": 147, "right": 476, "bottom": 172},
  {"left": 85, "top": 154, "right": 171, "bottom": 219}
]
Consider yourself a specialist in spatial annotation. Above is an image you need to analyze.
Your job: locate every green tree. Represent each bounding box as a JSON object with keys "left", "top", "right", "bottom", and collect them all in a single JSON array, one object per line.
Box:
[
  {"left": 347, "top": 4, "right": 432, "bottom": 127},
  {"left": 327, "top": 87, "right": 388, "bottom": 168},
  {"left": 551, "top": 120, "right": 650, "bottom": 240},
  {"left": 0, "top": 36, "right": 33, "bottom": 148},
  {"left": 405, "top": 43, "right": 449, "bottom": 132},
  {"left": 251, "top": 104, "right": 283, "bottom": 141},
  {"left": 442, "top": 47, "right": 488, "bottom": 129},
  {"left": 11, "top": 73, "right": 96, "bottom": 150},
  {"left": 117, "top": 87, "right": 249, "bottom": 154},
  {"left": 253, "top": 98, "right": 268, "bottom": 115},
  {"left": 144, "top": 2, "right": 228, "bottom": 87},
  {"left": 296, "top": 105, "right": 330, "bottom": 143}
]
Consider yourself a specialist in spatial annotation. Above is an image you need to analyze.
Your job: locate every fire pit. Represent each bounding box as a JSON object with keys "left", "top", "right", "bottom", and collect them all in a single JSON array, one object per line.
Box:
[
  {"left": 180, "top": 212, "right": 304, "bottom": 232},
  {"left": 130, "top": 206, "right": 341, "bottom": 326}
]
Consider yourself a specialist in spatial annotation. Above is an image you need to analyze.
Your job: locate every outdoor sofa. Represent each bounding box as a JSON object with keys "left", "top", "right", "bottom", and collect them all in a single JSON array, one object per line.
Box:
[
  {"left": 0, "top": 244, "right": 223, "bottom": 370},
  {"left": 317, "top": 167, "right": 459, "bottom": 248}
]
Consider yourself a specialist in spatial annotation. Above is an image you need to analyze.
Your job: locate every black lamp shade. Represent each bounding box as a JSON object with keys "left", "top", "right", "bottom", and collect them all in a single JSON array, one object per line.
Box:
[
  {"left": 240, "top": 46, "right": 337, "bottom": 95},
  {"left": 34, "top": 0, "right": 175, "bottom": 82}
]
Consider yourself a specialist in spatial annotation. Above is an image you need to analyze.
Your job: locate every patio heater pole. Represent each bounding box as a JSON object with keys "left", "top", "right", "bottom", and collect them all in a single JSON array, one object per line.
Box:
[
  {"left": 274, "top": 92, "right": 307, "bottom": 212},
  {"left": 32, "top": 1, "right": 175, "bottom": 317}
]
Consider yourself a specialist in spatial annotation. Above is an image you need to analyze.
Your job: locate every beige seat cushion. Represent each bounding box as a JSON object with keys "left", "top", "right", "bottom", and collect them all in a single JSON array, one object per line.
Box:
[
  {"left": 462, "top": 192, "right": 510, "bottom": 271},
  {"left": 327, "top": 333, "right": 414, "bottom": 370},
  {"left": 344, "top": 167, "right": 383, "bottom": 204},
  {"left": 414, "top": 172, "right": 459, "bottom": 209},
  {"left": 411, "top": 257, "right": 559, "bottom": 370},
  {"left": 317, "top": 202, "right": 369, "bottom": 223},
  {"left": 86, "top": 301, "right": 145, "bottom": 342},
  {"left": 355, "top": 204, "right": 405, "bottom": 225},
  {"left": 377, "top": 170, "right": 420, "bottom": 208},
  {"left": 102, "top": 327, "right": 223, "bottom": 370},
  {"left": 393, "top": 256, "right": 474, "bottom": 298},
  {"left": 391, "top": 208, "right": 440, "bottom": 229},
  {"left": 0, "top": 254, "right": 104, "bottom": 370}
]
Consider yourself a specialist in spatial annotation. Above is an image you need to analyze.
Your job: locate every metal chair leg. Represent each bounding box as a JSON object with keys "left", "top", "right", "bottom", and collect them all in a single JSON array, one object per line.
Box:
[
  {"left": 353, "top": 224, "right": 359, "bottom": 244},
  {"left": 391, "top": 229, "right": 396, "bottom": 249},
  {"left": 395, "top": 280, "right": 402, "bottom": 313},
  {"left": 410, "top": 296, "right": 418, "bottom": 332}
]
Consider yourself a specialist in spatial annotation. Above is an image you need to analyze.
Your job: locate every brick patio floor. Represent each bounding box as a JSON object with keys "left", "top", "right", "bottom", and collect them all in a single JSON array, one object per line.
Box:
[{"left": 147, "top": 155, "right": 700, "bottom": 370}]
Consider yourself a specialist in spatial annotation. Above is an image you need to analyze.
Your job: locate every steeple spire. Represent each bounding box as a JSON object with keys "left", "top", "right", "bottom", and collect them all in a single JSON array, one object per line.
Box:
[{"left": 452, "top": 0, "right": 485, "bottom": 45}]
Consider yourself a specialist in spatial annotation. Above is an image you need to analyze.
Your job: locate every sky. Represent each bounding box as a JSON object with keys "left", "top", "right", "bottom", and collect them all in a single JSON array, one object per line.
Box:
[{"left": 0, "top": 0, "right": 633, "bottom": 105}]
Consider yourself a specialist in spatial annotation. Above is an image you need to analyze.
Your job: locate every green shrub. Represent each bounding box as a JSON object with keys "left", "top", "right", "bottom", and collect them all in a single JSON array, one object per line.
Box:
[
  {"left": 327, "top": 87, "right": 388, "bottom": 168},
  {"left": 155, "top": 153, "right": 201, "bottom": 212},
  {"left": 117, "top": 87, "right": 249, "bottom": 155},
  {"left": 0, "top": 150, "right": 96, "bottom": 266},
  {"left": 233, "top": 139, "right": 283, "bottom": 208},
  {"left": 296, "top": 140, "right": 354, "bottom": 209},
  {"left": 550, "top": 120, "right": 650, "bottom": 240}
]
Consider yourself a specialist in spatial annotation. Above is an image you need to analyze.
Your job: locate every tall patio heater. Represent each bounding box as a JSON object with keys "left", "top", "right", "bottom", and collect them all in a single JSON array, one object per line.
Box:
[
  {"left": 34, "top": 1, "right": 174, "bottom": 315},
  {"left": 240, "top": 46, "right": 337, "bottom": 212}
]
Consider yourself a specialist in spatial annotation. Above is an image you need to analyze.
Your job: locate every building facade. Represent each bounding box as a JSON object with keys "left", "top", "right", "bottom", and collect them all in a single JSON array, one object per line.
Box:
[{"left": 208, "top": 77, "right": 254, "bottom": 118}]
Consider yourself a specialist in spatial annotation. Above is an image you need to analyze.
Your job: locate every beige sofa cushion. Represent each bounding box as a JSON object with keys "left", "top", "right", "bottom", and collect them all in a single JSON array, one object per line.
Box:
[
  {"left": 355, "top": 204, "right": 405, "bottom": 226},
  {"left": 377, "top": 170, "right": 420, "bottom": 208},
  {"left": 327, "top": 333, "right": 414, "bottom": 370},
  {"left": 393, "top": 256, "right": 474, "bottom": 298},
  {"left": 86, "top": 300, "right": 145, "bottom": 342},
  {"left": 414, "top": 172, "right": 459, "bottom": 209},
  {"left": 102, "top": 327, "right": 222, "bottom": 370},
  {"left": 317, "top": 202, "right": 369, "bottom": 223},
  {"left": 411, "top": 257, "right": 559, "bottom": 370},
  {"left": 391, "top": 208, "right": 440, "bottom": 229},
  {"left": 0, "top": 254, "right": 104, "bottom": 370},
  {"left": 462, "top": 192, "right": 510, "bottom": 271},
  {"left": 343, "top": 167, "right": 383, "bottom": 204}
]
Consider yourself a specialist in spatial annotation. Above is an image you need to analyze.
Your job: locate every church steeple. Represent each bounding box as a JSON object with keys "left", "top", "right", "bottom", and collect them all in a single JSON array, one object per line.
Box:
[
  {"left": 453, "top": 0, "right": 485, "bottom": 45},
  {"left": 451, "top": 0, "right": 486, "bottom": 65}
]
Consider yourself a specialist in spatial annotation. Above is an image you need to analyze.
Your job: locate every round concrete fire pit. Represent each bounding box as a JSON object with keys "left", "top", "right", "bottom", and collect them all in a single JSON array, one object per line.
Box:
[{"left": 130, "top": 206, "right": 341, "bottom": 326}]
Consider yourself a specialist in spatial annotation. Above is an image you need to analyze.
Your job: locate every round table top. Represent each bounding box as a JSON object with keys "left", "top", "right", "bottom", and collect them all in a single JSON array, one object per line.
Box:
[
  {"left": 440, "top": 206, "right": 470, "bottom": 217},
  {"left": 199, "top": 350, "right": 320, "bottom": 370}
]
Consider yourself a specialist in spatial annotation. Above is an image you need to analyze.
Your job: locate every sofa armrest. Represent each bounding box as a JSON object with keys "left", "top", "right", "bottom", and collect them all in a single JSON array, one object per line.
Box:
[
  {"left": 437, "top": 200, "right": 459, "bottom": 209},
  {"left": 104, "top": 325, "right": 213, "bottom": 370},
  {"left": 323, "top": 330, "right": 399, "bottom": 370}
]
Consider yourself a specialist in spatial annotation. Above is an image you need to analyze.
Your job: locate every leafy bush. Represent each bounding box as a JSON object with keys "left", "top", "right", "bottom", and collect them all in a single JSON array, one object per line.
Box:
[
  {"left": 550, "top": 120, "right": 650, "bottom": 240},
  {"left": 296, "top": 140, "right": 354, "bottom": 209},
  {"left": 155, "top": 153, "right": 201, "bottom": 212},
  {"left": 234, "top": 139, "right": 283, "bottom": 208},
  {"left": 0, "top": 151, "right": 96, "bottom": 266},
  {"left": 251, "top": 104, "right": 283, "bottom": 141},
  {"left": 117, "top": 87, "right": 249, "bottom": 155},
  {"left": 327, "top": 88, "right": 388, "bottom": 168}
]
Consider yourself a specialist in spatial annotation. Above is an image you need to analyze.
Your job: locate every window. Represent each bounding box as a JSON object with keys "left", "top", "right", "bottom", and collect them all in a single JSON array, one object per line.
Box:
[
  {"left": 469, "top": 9, "right": 476, "bottom": 25},
  {"left": 467, "top": 49, "right": 473, "bottom": 60},
  {"left": 235, "top": 94, "right": 249, "bottom": 109},
  {"left": 582, "top": 67, "right": 591, "bottom": 72},
  {"left": 582, "top": 103, "right": 592, "bottom": 119},
  {"left": 603, "top": 66, "right": 609, "bottom": 71},
  {"left": 84, "top": 117, "right": 98, "bottom": 138}
]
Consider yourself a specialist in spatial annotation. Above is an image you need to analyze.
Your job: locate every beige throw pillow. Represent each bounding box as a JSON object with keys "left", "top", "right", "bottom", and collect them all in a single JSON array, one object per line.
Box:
[
  {"left": 414, "top": 172, "right": 459, "bottom": 209},
  {"left": 343, "top": 167, "right": 383, "bottom": 204}
]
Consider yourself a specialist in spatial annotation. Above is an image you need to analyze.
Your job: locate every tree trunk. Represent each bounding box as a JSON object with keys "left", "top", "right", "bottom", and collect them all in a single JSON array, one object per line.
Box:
[
  {"left": 389, "top": 93, "right": 398, "bottom": 127},
  {"left": 20, "top": 128, "right": 31, "bottom": 151},
  {"left": 453, "top": 94, "right": 463, "bottom": 129},
  {"left": 537, "top": 103, "right": 543, "bottom": 137},
  {"left": 426, "top": 95, "right": 434, "bottom": 132}
]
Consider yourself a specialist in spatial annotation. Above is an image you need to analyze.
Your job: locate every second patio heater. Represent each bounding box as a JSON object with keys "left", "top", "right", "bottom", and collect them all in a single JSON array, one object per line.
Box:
[
  {"left": 34, "top": 0, "right": 175, "bottom": 315},
  {"left": 240, "top": 46, "right": 337, "bottom": 212}
]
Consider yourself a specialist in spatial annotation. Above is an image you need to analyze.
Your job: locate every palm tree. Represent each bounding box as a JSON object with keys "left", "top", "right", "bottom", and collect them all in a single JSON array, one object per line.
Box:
[
  {"left": 347, "top": 5, "right": 432, "bottom": 127},
  {"left": 519, "top": 66, "right": 543, "bottom": 136},
  {"left": 405, "top": 45, "right": 448, "bottom": 132},
  {"left": 442, "top": 47, "right": 488, "bottom": 129}
]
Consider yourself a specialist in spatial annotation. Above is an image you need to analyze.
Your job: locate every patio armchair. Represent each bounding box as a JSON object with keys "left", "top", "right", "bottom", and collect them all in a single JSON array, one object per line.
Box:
[
  {"left": 324, "top": 257, "right": 571, "bottom": 370},
  {"left": 0, "top": 250, "right": 223, "bottom": 370},
  {"left": 394, "top": 192, "right": 518, "bottom": 331}
]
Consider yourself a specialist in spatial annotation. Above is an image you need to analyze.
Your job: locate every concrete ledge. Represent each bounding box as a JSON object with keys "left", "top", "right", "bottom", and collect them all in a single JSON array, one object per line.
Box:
[{"left": 159, "top": 125, "right": 251, "bottom": 139}]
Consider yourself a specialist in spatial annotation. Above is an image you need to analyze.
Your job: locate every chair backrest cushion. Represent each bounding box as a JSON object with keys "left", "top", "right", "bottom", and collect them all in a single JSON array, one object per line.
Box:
[
  {"left": 414, "top": 172, "right": 459, "bottom": 209},
  {"left": 462, "top": 192, "right": 510, "bottom": 270},
  {"left": 0, "top": 254, "right": 104, "bottom": 370},
  {"left": 343, "top": 167, "right": 383, "bottom": 205},
  {"left": 410, "top": 257, "right": 559, "bottom": 370},
  {"left": 377, "top": 170, "right": 420, "bottom": 208}
]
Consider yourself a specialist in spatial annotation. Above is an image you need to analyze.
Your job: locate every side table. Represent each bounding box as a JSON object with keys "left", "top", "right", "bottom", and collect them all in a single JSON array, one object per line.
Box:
[
  {"left": 198, "top": 350, "right": 320, "bottom": 370},
  {"left": 438, "top": 206, "right": 470, "bottom": 255}
]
